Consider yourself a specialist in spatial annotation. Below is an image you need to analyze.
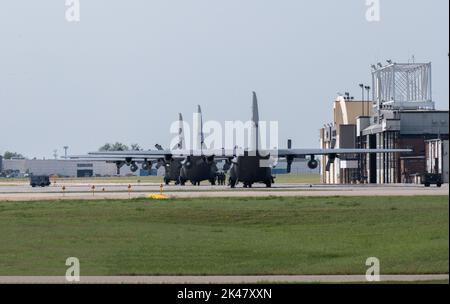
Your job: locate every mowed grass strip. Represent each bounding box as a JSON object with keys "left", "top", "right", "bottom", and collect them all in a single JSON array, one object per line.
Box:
[{"left": 0, "top": 196, "right": 447, "bottom": 276}]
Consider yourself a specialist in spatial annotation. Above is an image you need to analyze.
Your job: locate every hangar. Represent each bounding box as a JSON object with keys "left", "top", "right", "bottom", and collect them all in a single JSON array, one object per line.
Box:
[
  {"left": 0, "top": 158, "right": 151, "bottom": 178},
  {"left": 320, "top": 62, "right": 449, "bottom": 184}
]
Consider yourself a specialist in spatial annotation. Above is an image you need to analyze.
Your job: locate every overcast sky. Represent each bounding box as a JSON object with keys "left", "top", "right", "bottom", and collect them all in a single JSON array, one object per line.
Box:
[{"left": 0, "top": 0, "right": 448, "bottom": 158}]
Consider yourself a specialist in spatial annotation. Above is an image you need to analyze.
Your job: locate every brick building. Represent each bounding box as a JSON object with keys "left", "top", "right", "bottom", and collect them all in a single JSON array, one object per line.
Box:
[{"left": 320, "top": 62, "right": 449, "bottom": 184}]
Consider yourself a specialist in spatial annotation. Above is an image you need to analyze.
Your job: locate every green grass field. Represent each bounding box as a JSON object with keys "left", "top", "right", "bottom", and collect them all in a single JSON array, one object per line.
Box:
[{"left": 0, "top": 196, "right": 447, "bottom": 276}]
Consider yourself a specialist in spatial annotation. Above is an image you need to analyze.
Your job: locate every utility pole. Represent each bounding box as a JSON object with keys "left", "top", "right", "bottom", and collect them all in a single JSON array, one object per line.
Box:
[
  {"left": 365, "top": 86, "right": 371, "bottom": 116},
  {"left": 359, "top": 84, "right": 365, "bottom": 116},
  {"left": 63, "top": 146, "right": 69, "bottom": 160},
  {"left": 358, "top": 84, "right": 365, "bottom": 183}
]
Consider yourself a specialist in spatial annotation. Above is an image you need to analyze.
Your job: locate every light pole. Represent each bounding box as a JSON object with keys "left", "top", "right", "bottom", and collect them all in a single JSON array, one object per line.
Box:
[
  {"left": 359, "top": 84, "right": 365, "bottom": 116},
  {"left": 365, "top": 86, "right": 371, "bottom": 116},
  {"left": 358, "top": 84, "right": 365, "bottom": 183}
]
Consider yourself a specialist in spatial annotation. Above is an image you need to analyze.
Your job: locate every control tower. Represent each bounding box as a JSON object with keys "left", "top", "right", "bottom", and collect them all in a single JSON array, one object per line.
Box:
[{"left": 372, "top": 62, "right": 434, "bottom": 122}]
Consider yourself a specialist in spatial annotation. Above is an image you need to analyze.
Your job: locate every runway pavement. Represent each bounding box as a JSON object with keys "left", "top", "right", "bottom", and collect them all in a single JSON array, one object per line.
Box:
[
  {"left": 0, "top": 274, "right": 448, "bottom": 284},
  {"left": 0, "top": 181, "right": 448, "bottom": 201}
]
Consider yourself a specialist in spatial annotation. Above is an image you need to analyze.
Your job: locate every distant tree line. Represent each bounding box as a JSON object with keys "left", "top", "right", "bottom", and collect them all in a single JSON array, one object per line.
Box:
[
  {"left": 1, "top": 143, "right": 143, "bottom": 160},
  {"left": 3, "top": 151, "right": 25, "bottom": 160},
  {"left": 98, "top": 143, "right": 142, "bottom": 152}
]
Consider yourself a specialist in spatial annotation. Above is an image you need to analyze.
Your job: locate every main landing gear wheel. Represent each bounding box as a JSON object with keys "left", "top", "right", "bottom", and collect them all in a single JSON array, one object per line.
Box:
[{"left": 230, "top": 178, "right": 237, "bottom": 188}]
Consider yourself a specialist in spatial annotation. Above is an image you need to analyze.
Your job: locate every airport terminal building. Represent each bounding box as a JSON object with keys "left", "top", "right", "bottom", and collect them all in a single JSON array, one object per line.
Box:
[{"left": 320, "top": 62, "right": 449, "bottom": 184}]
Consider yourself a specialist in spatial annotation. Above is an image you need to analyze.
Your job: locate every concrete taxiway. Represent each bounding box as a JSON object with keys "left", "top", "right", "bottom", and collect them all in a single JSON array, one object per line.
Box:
[{"left": 0, "top": 182, "right": 447, "bottom": 201}]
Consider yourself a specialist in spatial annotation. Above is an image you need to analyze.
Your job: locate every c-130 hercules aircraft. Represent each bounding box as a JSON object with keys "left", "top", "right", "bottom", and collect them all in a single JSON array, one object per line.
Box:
[
  {"left": 72, "top": 92, "right": 411, "bottom": 188},
  {"left": 74, "top": 105, "right": 222, "bottom": 186},
  {"left": 153, "top": 106, "right": 221, "bottom": 186}
]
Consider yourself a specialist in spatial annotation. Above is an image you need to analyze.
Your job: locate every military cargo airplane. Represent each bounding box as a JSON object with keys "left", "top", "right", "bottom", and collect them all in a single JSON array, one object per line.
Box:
[
  {"left": 73, "top": 106, "right": 221, "bottom": 186},
  {"left": 227, "top": 92, "right": 410, "bottom": 188},
  {"left": 71, "top": 92, "right": 411, "bottom": 188},
  {"left": 177, "top": 105, "right": 220, "bottom": 185}
]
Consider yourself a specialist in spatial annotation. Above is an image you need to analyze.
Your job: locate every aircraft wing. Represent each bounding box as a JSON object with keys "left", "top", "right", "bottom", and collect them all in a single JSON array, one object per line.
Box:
[
  {"left": 70, "top": 147, "right": 412, "bottom": 175},
  {"left": 70, "top": 152, "right": 178, "bottom": 164},
  {"left": 273, "top": 148, "right": 413, "bottom": 173},
  {"left": 72, "top": 147, "right": 412, "bottom": 161},
  {"left": 276, "top": 148, "right": 412, "bottom": 157},
  {"left": 69, "top": 155, "right": 159, "bottom": 162},
  {"left": 70, "top": 149, "right": 234, "bottom": 162}
]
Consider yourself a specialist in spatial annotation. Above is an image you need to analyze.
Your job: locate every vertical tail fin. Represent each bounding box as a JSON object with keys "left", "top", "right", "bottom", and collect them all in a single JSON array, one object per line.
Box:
[
  {"left": 250, "top": 91, "right": 260, "bottom": 152},
  {"left": 198, "top": 105, "right": 205, "bottom": 149},
  {"left": 174, "top": 113, "right": 185, "bottom": 150},
  {"left": 194, "top": 105, "right": 206, "bottom": 153},
  {"left": 252, "top": 91, "right": 260, "bottom": 125}
]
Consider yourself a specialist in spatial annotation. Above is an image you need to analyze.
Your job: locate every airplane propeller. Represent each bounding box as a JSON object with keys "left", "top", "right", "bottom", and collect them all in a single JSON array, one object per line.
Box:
[
  {"left": 141, "top": 159, "right": 152, "bottom": 171},
  {"left": 325, "top": 154, "right": 337, "bottom": 171},
  {"left": 130, "top": 162, "right": 139, "bottom": 173},
  {"left": 286, "top": 139, "right": 294, "bottom": 173},
  {"left": 223, "top": 158, "right": 233, "bottom": 172},
  {"left": 184, "top": 156, "right": 193, "bottom": 169}
]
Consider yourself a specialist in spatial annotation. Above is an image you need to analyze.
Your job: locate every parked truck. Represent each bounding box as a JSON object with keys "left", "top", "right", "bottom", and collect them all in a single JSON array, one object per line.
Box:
[
  {"left": 30, "top": 175, "right": 51, "bottom": 188},
  {"left": 421, "top": 173, "right": 443, "bottom": 188}
]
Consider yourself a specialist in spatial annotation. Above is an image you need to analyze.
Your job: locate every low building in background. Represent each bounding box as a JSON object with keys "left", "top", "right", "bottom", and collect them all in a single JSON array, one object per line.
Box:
[
  {"left": 1, "top": 159, "right": 158, "bottom": 178},
  {"left": 425, "top": 139, "right": 449, "bottom": 184},
  {"left": 320, "top": 96, "right": 373, "bottom": 184}
]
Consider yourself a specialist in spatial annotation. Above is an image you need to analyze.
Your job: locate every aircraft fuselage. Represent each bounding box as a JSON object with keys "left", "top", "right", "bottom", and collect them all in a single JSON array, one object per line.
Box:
[
  {"left": 180, "top": 156, "right": 218, "bottom": 185},
  {"left": 229, "top": 153, "right": 273, "bottom": 188},
  {"left": 163, "top": 159, "right": 183, "bottom": 185}
]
